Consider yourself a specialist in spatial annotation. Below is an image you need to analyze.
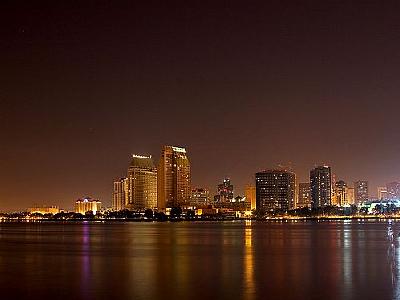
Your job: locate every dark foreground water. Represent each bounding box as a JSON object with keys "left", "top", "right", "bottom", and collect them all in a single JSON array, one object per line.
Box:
[{"left": 0, "top": 220, "right": 399, "bottom": 300}]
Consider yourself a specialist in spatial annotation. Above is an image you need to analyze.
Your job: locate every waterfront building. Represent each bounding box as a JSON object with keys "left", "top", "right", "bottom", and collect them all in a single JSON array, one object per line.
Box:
[
  {"left": 74, "top": 197, "right": 101, "bottom": 215},
  {"left": 255, "top": 169, "right": 296, "bottom": 212},
  {"left": 378, "top": 186, "right": 388, "bottom": 200},
  {"left": 157, "top": 146, "right": 191, "bottom": 209},
  {"left": 190, "top": 188, "right": 210, "bottom": 206},
  {"left": 347, "top": 187, "right": 355, "bottom": 205},
  {"left": 297, "top": 183, "right": 311, "bottom": 208},
  {"left": 126, "top": 155, "right": 157, "bottom": 210},
  {"left": 386, "top": 182, "right": 400, "bottom": 200},
  {"left": 28, "top": 206, "right": 60, "bottom": 214},
  {"left": 214, "top": 178, "right": 234, "bottom": 203},
  {"left": 334, "top": 180, "right": 348, "bottom": 206},
  {"left": 112, "top": 177, "right": 128, "bottom": 211},
  {"left": 245, "top": 184, "right": 256, "bottom": 210},
  {"left": 310, "top": 166, "right": 332, "bottom": 209},
  {"left": 354, "top": 180, "right": 368, "bottom": 204}
]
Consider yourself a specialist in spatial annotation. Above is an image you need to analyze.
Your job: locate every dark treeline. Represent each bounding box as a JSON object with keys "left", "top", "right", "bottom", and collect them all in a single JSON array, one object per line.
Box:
[{"left": 1, "top": 204, "right": 400, "bottom": 222}]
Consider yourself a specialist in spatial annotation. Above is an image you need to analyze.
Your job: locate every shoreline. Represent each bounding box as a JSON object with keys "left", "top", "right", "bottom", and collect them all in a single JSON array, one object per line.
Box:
[{"left": 1, "top": 216, "right": 400, "bottom": 223}]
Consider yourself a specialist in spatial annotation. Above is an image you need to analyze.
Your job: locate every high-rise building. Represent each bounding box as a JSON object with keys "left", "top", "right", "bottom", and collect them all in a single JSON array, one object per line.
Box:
[
  {"left": 157, "top": 146, "right": 191, "bottom": 209},
  {"left": 347, "top": 187, "right": 355, "bottom": 205},
  {"left": 354, "top": 180, "right": 368, "bottom": 204},
  {"left": 297, "top": 183, "right": 311, "bottom": 208},
  {"left": 112, "top": 177, "right": 128, "bottom": 211},
  {"left": 126, "top": 155, "right": 157, "bottom": 210},
  {"left": 214, "top": 178, "right": 234, "bottom": 203},
  {"left": 387, "top": 182, "right": 400, "bottom": 200},
  {"left": 75, "top": 197, "right": 101, "bottom": 215},
  {"left": 310, "top": 166, "right": 332, "bottom": 209},
  {"left": 245, "top": 184, "right": 256, "bottom": 210},
  {"left": 334, "top": 180, "right": 348, "bottom": 206},
  {"left": 190, "top": 188, "right": 209, "bottom": 206},
  {"left": 378, "top": 186, "right": 388, "bottom": 200},
  {"left": 255, "top": 169, "right": 296, "bottom": 212}
]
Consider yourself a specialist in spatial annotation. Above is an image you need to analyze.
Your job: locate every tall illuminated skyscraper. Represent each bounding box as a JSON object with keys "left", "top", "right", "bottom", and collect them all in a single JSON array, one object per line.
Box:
[
  {"left": 214, "top": 178, "right": 234, "bottom": 203},
  {"left": 354, "top": 180, "right": 368, "bottom": 204},
  {"left": 386, "top": 182, "right": 400, "bottom": 200},
  {"left": 126, "top": 154, "right": 157, "bottom": 210},
  {"left": 334, "top": 180, "right": 348, "bottom": 206},
  {"left": 157, "top": 146, "right": 191, "bottom": 209},
  {"left": 255, "top": 169, "right": 296, "bottom": 212},
  {"left": 112, "top": 177, "right": 128, "bottom": 211},
  {"left": 245, "top": 184, "right": 256, "bottom": 210},
  {"left": 310, "top": 166, "right": 332, "bottom": 209},
  {"left": 297, "top": 182, "right": 311, "bottom": 208}
]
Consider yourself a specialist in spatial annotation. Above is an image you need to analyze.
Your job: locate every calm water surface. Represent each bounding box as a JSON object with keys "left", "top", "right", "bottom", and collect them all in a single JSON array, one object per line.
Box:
[{"left": 0, "top": 220, "right": 399, "bottom": 299}]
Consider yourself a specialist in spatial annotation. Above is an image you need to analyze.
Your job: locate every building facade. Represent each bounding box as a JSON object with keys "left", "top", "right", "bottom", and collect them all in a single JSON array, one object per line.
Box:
[
  {"left": 28, "top": 206, "right": 60, "bottom": 215},
  {"left": 75, "top": 197, "right": 101, "bottom": 215},
  {"left": 334, "top": 180, "right": 348, "bottom": 206},
  {"left": 386, "top": 182, "right": 400, "bottom": 200},
  {"left": 310, "top": 166, "right": 332, "bottom": 209},
  {"left": 112, "top": 177, "right": 128, "bottom": 211},
  {"left": 157, "top": 146, "right": 191, "bottom": 209},
  {"left": 190, "top": 188, "right": 210, "bottom": 206},
  {"left": 245, "top": 184, "right": 256, "bottom": 210},
  {"left": 255, "top": 169, "right": 296, "bottom": 212},
  {"left": 354, "top": 180, "right": 368, "bottom": 204},
  {"left": 378, "top": 186, "right": 388, "bottom": 200},
  {"left": 214, "top": 178, "right": 234, "bottom": 203},
  {"left": 297, "top": 183, "right": 311, "bottom": 208},
  {"left": 126, "top": 155, "right": 157, "bottom": 210}
]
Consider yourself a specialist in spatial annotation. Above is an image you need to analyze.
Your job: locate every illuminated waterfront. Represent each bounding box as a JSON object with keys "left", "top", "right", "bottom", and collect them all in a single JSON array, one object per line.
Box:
[{"left": 0, "top": 220, "right": 399, "bottom": 299}]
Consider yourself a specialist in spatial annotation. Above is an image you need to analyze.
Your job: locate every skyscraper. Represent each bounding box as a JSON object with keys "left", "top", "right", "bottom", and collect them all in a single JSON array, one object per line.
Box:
[
  {"left": 126, "top": 154, "right": 157, "bottom": 210},
  {"left": 214, "top": 178, "right": 234, "bottom": 203},
  {"left": 112, "top": 177, "right": 128, "bottom": 211},
  {"left": 255, "top": 169, "right": 296, "bottom": 212},
  {"left": 386, "top": 182, "right": 400, "bottom": 200},
  {"left": 190, "top": 188, "right": 210, "bottom": 206},
  {"left": 157, "top": 146, "right": 191, "bottom": 209},
  {"left": 378, "top": 186, "right": 388, "bottom": 200},
  {"left": 334, "top": 180, "right": 348, "bottom": 206},
  {"left": 297, "top": 182, "right": 311, "bottom": 208},
  {"left": 310, "top": 166, "right": 332, "bottom": 209},
  {"left": 245, "top": 184, "right": 256, "bottom": 210},
  {"left": 354, "top": 180, "right": 368, "bottom": 204},
  {"left": 347, "top": 187, "right": 355, "bottom": 205}
]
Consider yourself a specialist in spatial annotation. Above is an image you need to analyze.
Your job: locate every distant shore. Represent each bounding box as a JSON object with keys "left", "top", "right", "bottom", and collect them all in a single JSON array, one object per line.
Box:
[{"left": 1, "top": 215, "right": 400, "bottom": 223}]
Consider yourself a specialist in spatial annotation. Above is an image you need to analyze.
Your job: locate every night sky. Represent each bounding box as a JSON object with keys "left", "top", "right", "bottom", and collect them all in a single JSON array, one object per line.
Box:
[{"left": 2, "top": 1, "right": 400, "bottom": 211}]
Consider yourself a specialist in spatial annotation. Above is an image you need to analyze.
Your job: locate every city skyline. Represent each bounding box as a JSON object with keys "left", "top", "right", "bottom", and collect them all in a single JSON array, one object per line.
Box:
[
  {"left": 3, "top": 2, "right": 400, "bottom": 211},
  {"left": 2, "top": 143, "right": 400, "bottom": 211}
]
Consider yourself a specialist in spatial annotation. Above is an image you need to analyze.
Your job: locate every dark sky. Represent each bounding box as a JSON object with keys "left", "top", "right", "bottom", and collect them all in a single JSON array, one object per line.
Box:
[{"left": 2, "top": 1, "right": 400, "bottom": 211}]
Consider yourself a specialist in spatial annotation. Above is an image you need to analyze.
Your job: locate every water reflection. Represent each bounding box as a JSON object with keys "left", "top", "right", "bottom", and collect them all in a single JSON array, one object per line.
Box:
[
  {"left": 0, "top": 221, "right": 397, "bottom": 300},
  {"left": 243, "top": 220, "right": 255, "bottom": 300}
]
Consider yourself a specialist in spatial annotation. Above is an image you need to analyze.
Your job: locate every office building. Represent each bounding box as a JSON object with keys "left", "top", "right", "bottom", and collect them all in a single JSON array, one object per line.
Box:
[
  {"left": 214, "top": 178, "right": 234, "bottom": 203},
  {"left": 354, "top": 180, "right": 368, "bottom": 204},
  {"left": 378, "top": 186, "right": 388, "bottom": 200},
  {"left": 334, "top": 180, "right": 348, "bottom": 206},
  {"left": 190, "top": 188, "right": 210, "bottom": 206},
  {"left": 126, "top": 155, "right": 157, "bottom": 210},
  {"left": 245, "top": 184, "right": 256, "bottom": 210},
  {"left": 387, "top": 182, "right": 400, "bottom": 200},
  {"left": 255, "top": 169, "right": 296, "bottom": 212},
  {"left": 157, "top": 146, "right": 191, "bottom": 209},
  {"left": 75, "top": 197, "right": 101, "bottom": 215},
  {"left": 310, "top": 166, "right": 332, "bottom": 209},
  {"left": 297, "top": 183, "right": 311, "bottom": 208},
  {"left": 112, "top": 177, "right": 128, "bottom": 211}
]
